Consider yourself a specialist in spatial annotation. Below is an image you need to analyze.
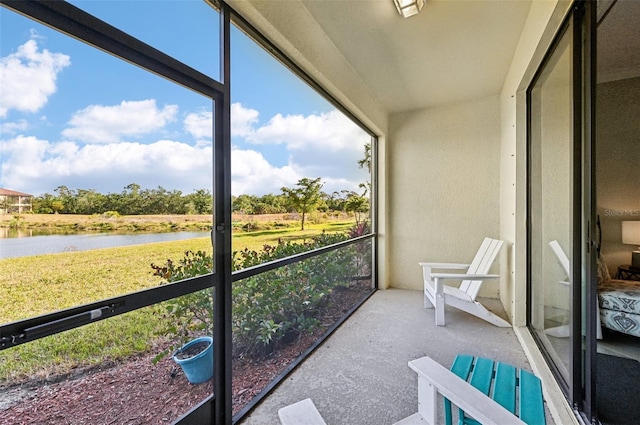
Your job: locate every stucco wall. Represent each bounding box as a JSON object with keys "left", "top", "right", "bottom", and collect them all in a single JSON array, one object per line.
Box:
[{"left": 387, "top": 95, "right": 501, "bottom": 296}]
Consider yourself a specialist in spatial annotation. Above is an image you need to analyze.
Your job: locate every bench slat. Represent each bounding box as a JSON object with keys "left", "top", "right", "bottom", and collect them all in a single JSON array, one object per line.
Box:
[
  {"left": 469, "top": 357, "right": 494, "bottom": 395},
  {"left": 493, "top": 362, "right": 517, "bottom": 414},
  {"left": 447, "top": 355, "right": 475, "bottom": 425},
  {"left": 519, "top": 370, "right": 546, "bottom": 425},
  {"left": 461, "top": 358, "right": 496, "bottom": 425}
]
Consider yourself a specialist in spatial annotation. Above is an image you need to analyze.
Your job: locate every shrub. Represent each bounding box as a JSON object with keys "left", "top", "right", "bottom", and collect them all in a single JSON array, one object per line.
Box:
[
  {"left": 348, "top": 220, "right": 372, "bottom": 277},
  {"left": 231, "top": 232, "right": 359, "bottom": 357},
  {"left": 150, "top": 250, "right": 214, "bottom": 363},
  {"left": 152, "top": 224, "right": 368, "bottom": 360},
  {"left": 9, "top": 215, "right": 23, "bottom": 228}
]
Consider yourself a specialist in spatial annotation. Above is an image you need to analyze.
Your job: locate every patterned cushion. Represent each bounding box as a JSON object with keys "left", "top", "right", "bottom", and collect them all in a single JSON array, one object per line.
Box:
[
  {"left": 596, "top": 255, "right": 640, "bottom": 336},
  {"left": 600, "top": 309, "right": 640, "bottom": 337},
  {"left": 598, "top": 279, "right": 640, "bottom": 315}
]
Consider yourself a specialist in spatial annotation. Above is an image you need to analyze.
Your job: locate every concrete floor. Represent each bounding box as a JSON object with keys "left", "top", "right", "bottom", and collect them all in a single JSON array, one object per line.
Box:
[{"left": 239, "top": 288, "right": 549, "bottom": 425}]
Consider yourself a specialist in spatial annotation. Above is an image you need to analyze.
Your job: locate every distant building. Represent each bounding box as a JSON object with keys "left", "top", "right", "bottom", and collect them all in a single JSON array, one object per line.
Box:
[{"left": 0, "top": 188, "right": 33, "bottom": 214}]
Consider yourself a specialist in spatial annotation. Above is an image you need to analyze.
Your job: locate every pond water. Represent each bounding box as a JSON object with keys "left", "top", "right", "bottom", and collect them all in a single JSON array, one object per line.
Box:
[{"left": 0, "top": 230, "right": 210, "bottom": 259}]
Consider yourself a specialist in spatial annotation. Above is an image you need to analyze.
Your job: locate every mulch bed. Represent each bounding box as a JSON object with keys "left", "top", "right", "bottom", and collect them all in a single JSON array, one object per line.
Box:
[{"left": 0, "top": 284, "right": 370, "bottom": 424}]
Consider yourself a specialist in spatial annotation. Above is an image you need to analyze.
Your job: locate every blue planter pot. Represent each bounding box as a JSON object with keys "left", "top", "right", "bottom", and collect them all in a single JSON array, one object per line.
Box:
[{"left": 172, "top": 336, "right": 213, "bottom": 384}]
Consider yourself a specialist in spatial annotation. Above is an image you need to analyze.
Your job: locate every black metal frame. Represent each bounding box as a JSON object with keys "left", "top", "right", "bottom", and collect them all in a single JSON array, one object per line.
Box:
[
  {"left": 581, "top": 2, "right": 598, "bottom": 421},
  {"left": 0, "top": 273, "right": 216, "bottom": 349},
  {"left": 213, "top": 2, "right": 233, "bottom": 422},
  {"left": 0, "top": 1, "right": 378, "bottom": 424},
  {"left": 526, "top": 1, "right": 599, "bottom": 423},
  {"left": 570, "top": 2, "right": 584, "bottom": 411},
  {"left": 0, "top": 0, "right": 223, "bottom": 100}
]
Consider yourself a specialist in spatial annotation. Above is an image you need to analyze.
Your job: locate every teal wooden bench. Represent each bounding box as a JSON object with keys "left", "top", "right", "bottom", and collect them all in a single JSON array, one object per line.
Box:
[
  {"left": 394, "top": 355, "right": 546, "bottom": 425},
  {"left": 447, "top": 355, "right": 545, "bottom": 425}
]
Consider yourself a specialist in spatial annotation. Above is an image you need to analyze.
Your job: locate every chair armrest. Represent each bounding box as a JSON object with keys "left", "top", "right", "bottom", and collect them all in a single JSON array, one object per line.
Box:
[
  {"left": 408, "top": 356, "right": 526, "bottom": 425},
  {"left": 419, "top": 262, "right": 470, "bottom": 269},
  {"left": 278, "top": 398, "right": 327, "bottom": 425},
  {"left": 431, "top": 273, "right": 499, "bottom": 280}
]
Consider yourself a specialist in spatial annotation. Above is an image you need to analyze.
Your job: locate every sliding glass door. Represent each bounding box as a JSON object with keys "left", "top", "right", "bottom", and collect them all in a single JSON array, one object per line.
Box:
[
  {"left": 594, "top": 1, "right": 640, "bottom": 424},
  {"left": 527, "top": 1, "right": 599, "bottom": 422}
]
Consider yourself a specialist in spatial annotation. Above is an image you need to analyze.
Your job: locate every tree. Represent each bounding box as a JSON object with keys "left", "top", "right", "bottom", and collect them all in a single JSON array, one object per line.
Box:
[
  {"left": 357, "top": 142, "right": 372, "bottom": 197},
  {"left": 31, "top": 193, "right": 51, "bottom": 214},
  {"left": 322, "top": 191, "right": 344, "bottom": 212},
  {"left": 75, "top": 189, "right": 107, "bottom": 214},
  {"left": 281, "top": 177, "right": 323, "bottom": 230},
  {"left": 187, "top": 189, "right": 212, "bottom": 214},
  {"left": 120, "top": 183, "right": 143, "bottom": 215},
  {"left": 344, "top": 191, "right": 369, "bottom": 225},
  {"left": 50, "top": 200, "right": 65, "bottom": 214},
  {"left": 258, "top": 193, "right": 287, "bottom": 214},
  {"left": 232, "top": 194, "right": 257, "bottom": 214},
  {"left": 54, "top": 185, "right": 76, "bottom": 213},
  {"left": 357, "top": 142, "right": 371, "bottom": 173}
]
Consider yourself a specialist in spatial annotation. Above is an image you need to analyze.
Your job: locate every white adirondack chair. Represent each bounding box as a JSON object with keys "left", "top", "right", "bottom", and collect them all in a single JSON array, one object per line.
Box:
[
  {"left": 549, "top": 240, "right": 570, "bottom": 284},
  {"left": 419, "top": 237, "right": 510, "bottom": 327},
  {"left": 547, "top": 240, "right": 602, "bottom": 339}
]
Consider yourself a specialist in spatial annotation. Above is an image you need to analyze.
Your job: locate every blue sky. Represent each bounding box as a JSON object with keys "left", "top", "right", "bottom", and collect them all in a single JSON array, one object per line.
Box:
[{"left": 0, "top": 1, "right": 370, "bottom": 198}]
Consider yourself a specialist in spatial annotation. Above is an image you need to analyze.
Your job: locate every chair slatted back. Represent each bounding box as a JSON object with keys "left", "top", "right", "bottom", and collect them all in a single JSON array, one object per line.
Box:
[
  {"left": 460, "top": 238, "right": 504, "bottom": 300},
  {"left": 549, "top": 240, "right": 570, "bottom": 277}
]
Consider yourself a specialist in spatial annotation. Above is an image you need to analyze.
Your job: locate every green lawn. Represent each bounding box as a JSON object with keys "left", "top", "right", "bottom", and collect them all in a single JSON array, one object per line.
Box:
[
  {"left": 232, "top": 220, "right": 353, "bottom": 252},
  {"left": 0, "top": 218, "right": 355, "bottom": 385}
]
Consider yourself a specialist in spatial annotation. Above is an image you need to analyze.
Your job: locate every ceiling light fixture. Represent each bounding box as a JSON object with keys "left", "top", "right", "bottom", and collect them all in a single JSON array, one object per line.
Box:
[{"left": 393, "top": 0, "right": 424, "bottom": 18}]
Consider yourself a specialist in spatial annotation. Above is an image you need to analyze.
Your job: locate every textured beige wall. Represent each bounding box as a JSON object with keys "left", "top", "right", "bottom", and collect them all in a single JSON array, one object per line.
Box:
[{"left": 387, "top": 95, "right": 501, "bottom": 295}]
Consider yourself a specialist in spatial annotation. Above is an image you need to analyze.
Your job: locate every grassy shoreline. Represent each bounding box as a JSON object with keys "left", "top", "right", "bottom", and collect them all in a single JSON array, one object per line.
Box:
[
  {"left": 1, "top": 212, "right": 347, "bottom": 232},
  {"left": 2, "top": 213, "right": 214, "bottom": 233}
]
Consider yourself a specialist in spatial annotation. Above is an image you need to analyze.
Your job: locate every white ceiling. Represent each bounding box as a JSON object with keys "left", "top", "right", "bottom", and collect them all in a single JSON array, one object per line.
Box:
[{"left": 297, "top": 0, "right": 534, "bottom": 114}]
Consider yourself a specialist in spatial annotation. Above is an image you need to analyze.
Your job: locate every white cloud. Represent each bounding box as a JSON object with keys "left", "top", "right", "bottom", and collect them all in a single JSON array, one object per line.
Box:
[
  {"left": 227, "top": 105, "right": 370, "bottom": 195},
  {"left": 183, "top": 104, "right": 261, "bottom": 142},
  {"left": 62, "top": 99, "right": 178, "bottom": 144},
  {"left": 0, "top": 103, "right": 370, "bottom": 197},
  {"left": 184, "top": 110, "right": 212, "bottom": 140},
  {"left": 0, "top": 135, "right": 211, "bottom": 195},
  {"left": 247, "top": 109, "right": 364, "bottom": 152},
  {"left": 0, "top": 39, "right": 70, "bottom": 118},
  {"left": 1, "top": 119, "right": 29, "bottom": 135},
  {"left": 231, "top": 148, "right": 299, "bottom": 195},
  {"left": 231, "top": 103, "right": 259, "bottom": 137}
]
